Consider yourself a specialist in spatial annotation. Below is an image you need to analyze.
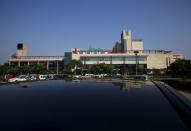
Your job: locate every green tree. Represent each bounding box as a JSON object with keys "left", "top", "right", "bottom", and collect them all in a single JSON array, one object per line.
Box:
[
  {"left": 32, "top": 64, "right": 48, "bottom": 74},
  {"left": 7, "top": 66, "right": 20, "bottom": 75},
  {"left": 89, "top": 63, "right": 112, "bottom": 74},
  {"left": 64, "top": 60, "right": 83, "bottom": 75},
  {"left": 99, "top": 63, "right": 112, "bottom": 74},
  {"left": 19, "top": 65, "right": 32, "bottom": 74},
  {"left": 167, "top": 59, "right": 191, "bottom": 78},
  {"left": 0, "top": 64, "right": 11, "bottom": 75},
  {"left": 89, "top": 64, "right": 100, "bottom": 74}
]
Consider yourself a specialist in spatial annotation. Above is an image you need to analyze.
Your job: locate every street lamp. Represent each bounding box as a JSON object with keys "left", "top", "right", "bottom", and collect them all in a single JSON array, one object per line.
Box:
[{"left": 134, "top": 51, "right": 139, "bottom": 75}]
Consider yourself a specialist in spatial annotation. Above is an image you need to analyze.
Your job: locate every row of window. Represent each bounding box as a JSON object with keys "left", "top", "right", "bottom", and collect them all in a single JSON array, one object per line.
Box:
[
  {"left": 79, "top": 52, "right": 108, "bottom": 54},
  {"left": 80, "top": 57, "right": 147, "bottom": 62}
]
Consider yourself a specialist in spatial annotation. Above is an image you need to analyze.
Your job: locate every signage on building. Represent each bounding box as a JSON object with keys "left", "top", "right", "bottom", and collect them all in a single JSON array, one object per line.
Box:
[{"left": 89, "top": 48, "right": 103, "bottom": 51}]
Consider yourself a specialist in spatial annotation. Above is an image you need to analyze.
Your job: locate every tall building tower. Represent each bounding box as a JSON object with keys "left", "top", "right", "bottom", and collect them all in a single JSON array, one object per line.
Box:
[
  {"left": 112, "top": 41, "right": 122, "bottom": 53},
  {"left": 16, "top": 43, "right": 28, "bottom": 57},
  {"left": 121, "top": 29, "right": 132, "bottom": 53}
]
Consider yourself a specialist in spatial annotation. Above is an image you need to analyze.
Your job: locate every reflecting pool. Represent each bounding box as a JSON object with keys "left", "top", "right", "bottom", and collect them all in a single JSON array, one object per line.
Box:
[{"left": 0, "top": 80, "right": 189, "bottom": 131}]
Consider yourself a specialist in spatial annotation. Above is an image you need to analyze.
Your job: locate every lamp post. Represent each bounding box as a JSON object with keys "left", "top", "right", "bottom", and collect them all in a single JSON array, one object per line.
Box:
[{"left": 134, "top": 51, "right": 139, "bottom": 75}]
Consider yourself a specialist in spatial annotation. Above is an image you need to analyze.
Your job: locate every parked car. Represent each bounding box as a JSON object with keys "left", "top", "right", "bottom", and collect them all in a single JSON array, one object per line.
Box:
[
  {"left": 39, "top": 75, "right": 48, "bottom": 80},
  {"left": 35, "top": 74, "right": 48, "bottom": 80},
  {"left": 26, "top": 74, "right": 36, "bottom": 81},
  {"left": 73, "top": 75, "right": 82, "bottom": 79},
  {"left": 8, "top": 75, "right": 27, "bottom": 82},
  {"left": 5, "top": 74, "right": 13, "bottom": 81}
]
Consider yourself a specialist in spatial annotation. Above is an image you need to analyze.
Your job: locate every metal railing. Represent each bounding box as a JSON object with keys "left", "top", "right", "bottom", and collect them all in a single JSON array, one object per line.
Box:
[
  {"left": 11, "top": 56, "right": 64, "bottom": 60},
  {"left": 78, "top": 50, "right": 172, "bottom": 54}
]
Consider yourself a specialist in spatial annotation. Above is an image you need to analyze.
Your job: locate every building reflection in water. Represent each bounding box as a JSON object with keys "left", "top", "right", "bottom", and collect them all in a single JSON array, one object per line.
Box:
[{"left": 112, "top": 81, "right": 145, "bottom": 93}]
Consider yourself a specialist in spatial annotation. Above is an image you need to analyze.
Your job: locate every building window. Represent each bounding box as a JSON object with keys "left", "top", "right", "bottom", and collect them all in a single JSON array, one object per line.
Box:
[
  {"left": 80, "top": 56, "right": 146, "bottom": 62},
  {"left": 112, "top": 57, "right": 123, "bottom": 61},
  {"left": 17, "top": 44, "right": 23, "bottom": 50},
  {"left": 100, "top": 57, "right": 110, "bottom": 61}
]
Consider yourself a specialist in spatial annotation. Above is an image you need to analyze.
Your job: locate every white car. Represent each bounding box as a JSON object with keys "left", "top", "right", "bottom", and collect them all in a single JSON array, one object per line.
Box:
[
  {"left": 74, "top": 75, "right": 82, "bottom": 79},
  {"left": 8, "top": 75, "right": 27, "bottom": 82},
  {"left": 39, "top": 75, "right": 48, "bottom": 80}
]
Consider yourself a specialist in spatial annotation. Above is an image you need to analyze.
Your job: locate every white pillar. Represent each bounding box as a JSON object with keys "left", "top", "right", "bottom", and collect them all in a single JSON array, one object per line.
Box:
[
  {"left": 47, "top": 61, "right": 49, "bottom": 70},
  {"left": 18, "top": 61, "right": 20, "bottom": 67},
  {"left": 56, "top": 61, "right": 59, "bottom": 74}
]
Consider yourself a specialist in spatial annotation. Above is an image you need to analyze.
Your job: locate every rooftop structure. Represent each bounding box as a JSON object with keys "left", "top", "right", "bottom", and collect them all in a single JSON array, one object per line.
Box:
[{"left": 9, "top": 43, "right": 64, "bottom": 74}]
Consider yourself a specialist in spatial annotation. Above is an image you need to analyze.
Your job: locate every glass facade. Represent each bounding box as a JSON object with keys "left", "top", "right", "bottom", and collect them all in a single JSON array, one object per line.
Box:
[
  {"left": 80, "top": 56, "right": 147, "bottom": 62},
  {"left": 64, "top": 52, "right": 72, "bottom": 64}
]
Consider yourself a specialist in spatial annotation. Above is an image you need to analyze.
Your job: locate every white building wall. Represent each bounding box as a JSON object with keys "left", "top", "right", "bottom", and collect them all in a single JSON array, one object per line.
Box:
[
  {"left": 17, "top": 44, "right": 28, "bottom": 57},
  {"left": 132, "top": 41, "right": 143, "bottom": 51},
  {"left": 147, "top": 54, "right": 167, "bottom": 69},
  {"left": 71, "top": 48, "right": 183, "bottom": 70}
]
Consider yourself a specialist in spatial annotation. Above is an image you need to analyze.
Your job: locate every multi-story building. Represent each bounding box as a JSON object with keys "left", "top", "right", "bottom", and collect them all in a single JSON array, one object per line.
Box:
[
  {"left": 8, "top": 29, "right": 183, "bottom": 75},
  {"left": 9, "top": 43, "right": 64, "bottom": 74},
  {"left": 65, "top": 29, "right": 183, "bottom": 74}
]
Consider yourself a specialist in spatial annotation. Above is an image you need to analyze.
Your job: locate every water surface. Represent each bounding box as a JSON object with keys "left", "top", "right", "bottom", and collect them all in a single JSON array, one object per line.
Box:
[{"left": 0, "top": 80, "right": 189, "bottom": 131}]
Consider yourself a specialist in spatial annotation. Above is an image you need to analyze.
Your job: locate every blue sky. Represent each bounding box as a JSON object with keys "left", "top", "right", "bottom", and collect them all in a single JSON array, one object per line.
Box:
[{"left": 0, "top": 0, "right": 191, "bottom": 64}]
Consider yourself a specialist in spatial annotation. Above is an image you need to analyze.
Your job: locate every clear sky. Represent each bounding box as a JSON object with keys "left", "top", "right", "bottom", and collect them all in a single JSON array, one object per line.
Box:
[{"left": 0, "top": 0, "right": 191, "bottom": 64}]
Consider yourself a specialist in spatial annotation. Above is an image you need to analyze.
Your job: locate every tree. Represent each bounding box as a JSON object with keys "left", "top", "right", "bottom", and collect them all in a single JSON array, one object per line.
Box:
[
  {"left": 0, "top": 64, "right": 11, "bottom": 75},
  {"left": 32, "top": 64, "right": 48, "bottom": 74},
  {"left": 167, "top": 59, "right": 191, "bottom": 78},
  {"left": 89, "top": 64, "right": 100, "bottom": 74},
  {"left": 89, "top": 63, "right": 112, "bottom": 74},
  {"left": 19, "top": 65, "right": 32, "bottom": 74},
  {"left": 99, "top": 63, "right": 112, "bottom": 74},
  {"left": 64, "top": 60, "right": 83, "bottom": 75},
  {"left": 7, "top": 66, "right": 20, "bottom": 75}
]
